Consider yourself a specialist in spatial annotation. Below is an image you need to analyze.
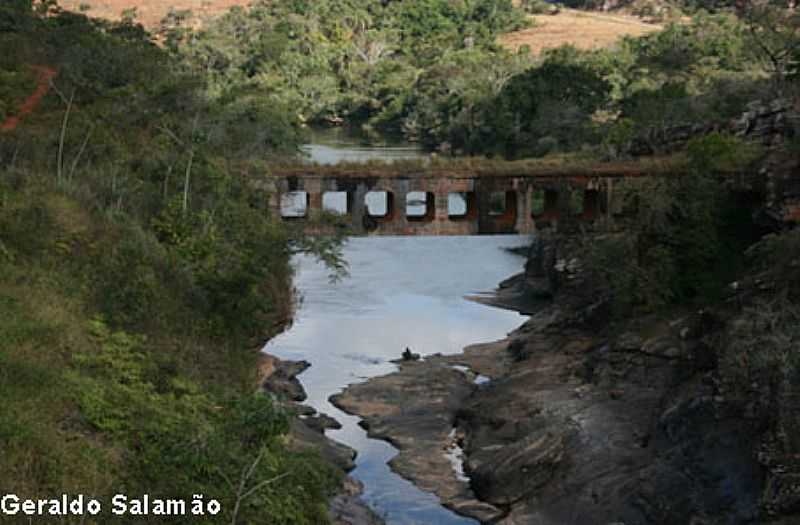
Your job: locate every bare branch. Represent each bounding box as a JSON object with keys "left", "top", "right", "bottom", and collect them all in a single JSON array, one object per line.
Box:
[
  {"left": 68, "top": 124, "right": 95, "bottom": 181},
  {"left": 57, "top": 89, "right": 75, "bottom": 184}
]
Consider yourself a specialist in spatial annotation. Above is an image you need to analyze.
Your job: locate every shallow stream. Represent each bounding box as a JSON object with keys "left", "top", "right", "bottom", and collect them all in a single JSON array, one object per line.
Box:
[
  {"left": 264, "top": 236, "right": 527, "bottom": 524},
  {"left": 263, "top": 133, "right": 528, "bottom": 524}
]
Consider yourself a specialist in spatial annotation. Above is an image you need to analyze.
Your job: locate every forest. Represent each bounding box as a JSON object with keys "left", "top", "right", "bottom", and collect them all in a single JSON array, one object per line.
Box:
[{"left": 163, "top": 0, "right": 797, "bottom": 157}]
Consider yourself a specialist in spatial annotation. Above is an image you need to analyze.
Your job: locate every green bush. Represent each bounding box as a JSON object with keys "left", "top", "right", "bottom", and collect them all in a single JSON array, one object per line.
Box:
[
  {"left": 476, "top": 47, "right": 611, "bottom": 157},
  {"left": 71, "top": 318, "right": 339, "bottom": 524},
  {"left": 583, "top": 133, "right": 762, "bottom": 316},
  {"left": 519, "top": 0, "right": 559, "bottom": 14}
]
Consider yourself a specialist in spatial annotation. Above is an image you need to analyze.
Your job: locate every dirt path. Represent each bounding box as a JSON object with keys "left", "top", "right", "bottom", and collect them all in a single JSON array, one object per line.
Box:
[{"left": 1, "top": 66, "right": 58, "bottom": 133}]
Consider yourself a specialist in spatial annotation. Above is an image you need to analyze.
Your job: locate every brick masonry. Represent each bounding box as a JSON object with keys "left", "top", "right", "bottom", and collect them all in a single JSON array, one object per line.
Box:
[{"left": 260, "top": 174, "right": 612, "bottom": 236}]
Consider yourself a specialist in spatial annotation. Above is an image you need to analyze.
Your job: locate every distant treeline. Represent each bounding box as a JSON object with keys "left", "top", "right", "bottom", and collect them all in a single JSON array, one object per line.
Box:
[{"left": 162, "top": 0, "right": 797, "bottom": 157}]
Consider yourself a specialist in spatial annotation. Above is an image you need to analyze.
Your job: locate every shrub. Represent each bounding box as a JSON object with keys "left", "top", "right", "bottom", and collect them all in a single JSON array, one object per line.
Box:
[
  {"left": 583, "top": 134, "right": 762, "bottom": 316},
  {"left": 520, "top": 0, "right": 559, "bottom": 15},
  {"left": 723, "top": 298, "right": 800, "bottom": 411},
  {"left": 70, "top": 318, "right": 339, "bottom": 524}
]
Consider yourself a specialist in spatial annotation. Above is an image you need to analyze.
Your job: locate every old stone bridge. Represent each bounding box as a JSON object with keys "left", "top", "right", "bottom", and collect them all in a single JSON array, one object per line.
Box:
[{"left": 259, "top": 158, "right": 678, "bottom": 235}]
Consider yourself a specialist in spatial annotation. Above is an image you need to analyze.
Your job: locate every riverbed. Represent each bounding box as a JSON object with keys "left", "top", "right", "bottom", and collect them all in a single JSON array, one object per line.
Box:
[{"left": 263, "top": 236, "right": 528, "bottom": 524}]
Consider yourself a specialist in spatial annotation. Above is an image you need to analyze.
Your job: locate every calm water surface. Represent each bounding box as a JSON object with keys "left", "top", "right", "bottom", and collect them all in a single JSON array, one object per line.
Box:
[
  {"left": 264, "top": 236, "right": 528, "bottom": 524},
  {"left": 301, "top": 127, "right": 427, "bottom": 165}
]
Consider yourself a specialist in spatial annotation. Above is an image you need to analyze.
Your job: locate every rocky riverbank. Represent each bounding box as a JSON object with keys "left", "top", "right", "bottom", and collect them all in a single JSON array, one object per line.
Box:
[
  {"left": 330, "top": 231, "right": 800, "bottom": 524},
  {"left": 257, "top": 353, "right": 384, "bottom": 525},
  {"left": 330, "top": 349, "right": 510, "bottom": 522}
]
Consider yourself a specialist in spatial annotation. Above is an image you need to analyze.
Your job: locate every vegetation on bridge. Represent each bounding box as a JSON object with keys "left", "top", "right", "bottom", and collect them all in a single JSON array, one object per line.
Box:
[{"left": 263, "top": 152, "right": 686, "bottom": 178}]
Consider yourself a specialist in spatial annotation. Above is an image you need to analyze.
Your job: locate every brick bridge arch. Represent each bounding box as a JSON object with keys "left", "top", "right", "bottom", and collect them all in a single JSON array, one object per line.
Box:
[{"left": 259, "top": 160, "right": 672, "bottom": 235}]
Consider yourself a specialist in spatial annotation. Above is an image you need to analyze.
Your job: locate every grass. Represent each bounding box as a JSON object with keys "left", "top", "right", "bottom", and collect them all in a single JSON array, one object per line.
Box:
[
  {"left": 500, "top": 8, "right": 661, "bottom": 55},
  {"left": 0, "top": 263, "right": 118, "bottom": 499}
]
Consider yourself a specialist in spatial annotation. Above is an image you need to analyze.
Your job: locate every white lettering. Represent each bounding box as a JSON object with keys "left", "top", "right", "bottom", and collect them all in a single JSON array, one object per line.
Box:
[
  {"left": 21, "top": 500, "right": 36, "bottom": 515},
  {"left": 167, "top": 500, "right": 186, "bottom": 515},
  {"left": 1, "top": 495, "right": 19, "bottom": 515},
  {"left": 69, "top": 495, "right": 84, "bottom": 515},
  {"left": 1, "top": 494, "right": 215, "bottom": 517},
  {"left": 191, "top": 495, "right": 204, "bottom": 516},
  {"left": 112, "top": 495, "right": 127, "bottom": 515}
]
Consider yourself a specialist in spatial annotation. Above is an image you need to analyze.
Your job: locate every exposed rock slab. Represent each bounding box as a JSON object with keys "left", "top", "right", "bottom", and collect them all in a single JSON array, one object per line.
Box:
[
  {"left": 331, "top": 359, "right": 505, "bottom": 523},
  {"left": 288, "top": 418, "right": 356, "bottom": 473},
  {"left": 329, "top": 477, "right": 385, "bottom": 525},
  {"left": 259, "top": 353, "right": 310, "bottom": 402}
]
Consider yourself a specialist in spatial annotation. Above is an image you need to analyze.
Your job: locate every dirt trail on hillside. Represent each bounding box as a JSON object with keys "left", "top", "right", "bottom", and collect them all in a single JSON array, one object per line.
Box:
[{"left": 1, "top": 66, "right": 58, "bottom": 133}]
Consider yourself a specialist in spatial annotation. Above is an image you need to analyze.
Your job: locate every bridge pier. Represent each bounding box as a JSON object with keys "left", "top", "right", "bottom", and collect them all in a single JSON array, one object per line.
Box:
[{"left": 516, "top": 184, "right": 535, "bottom": 234}]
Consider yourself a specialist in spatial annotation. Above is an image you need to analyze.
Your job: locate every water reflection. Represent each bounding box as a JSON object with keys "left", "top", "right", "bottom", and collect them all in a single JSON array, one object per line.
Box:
[
  {"left": 301, "top": 127, "right": 427, "bottom": 165},
  {"left": 280, "top": 191, "right": 308, "bottom": 217},
  {"left": 406, "top": 191, "right": 427, "bottom": 217},
  {"left": 448, "top": 193, "right": 468, "bottom": 216},
  {"left": 365, "top": 191, "right": 390, "bottom": 217},
  {"left": 264, "top": 235, "right": 529, "bottom": 524},
  {"left": 323, "top": 192, "right": 349, "bottom": 214}
]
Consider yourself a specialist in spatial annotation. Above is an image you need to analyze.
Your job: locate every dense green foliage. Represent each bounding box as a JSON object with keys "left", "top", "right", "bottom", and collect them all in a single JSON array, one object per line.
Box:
[
  {"left": 475, "top": 11, "right": 780, "bottom": 158},
  {"left": 166, "top": 0, "right": 530, "bottom": 142},
  {"left": 164, "top": 0, "right": 797, "bottom": 159},
  {"left": 583, "top": 133, "right": 764, "bottom": 316},
  {"left": 1, "top": 4, "right": 343, "bottom": 523}
]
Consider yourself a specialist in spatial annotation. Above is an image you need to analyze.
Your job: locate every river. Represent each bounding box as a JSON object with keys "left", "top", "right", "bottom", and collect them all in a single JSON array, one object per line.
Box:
[
  {"left": 263, "top": 131, "right": 529, "bottom": 524},
  {"left": 300, "top": 127, "right": 428, "bottom": 165}
]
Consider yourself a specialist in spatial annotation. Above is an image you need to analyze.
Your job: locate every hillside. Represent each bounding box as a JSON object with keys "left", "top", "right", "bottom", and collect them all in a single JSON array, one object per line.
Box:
[
  {"left": 59, "top": 0, "right": 661, "bottom": 55},
  {"left": 1, "top": 6, "right": 347, "bottom": 524}
]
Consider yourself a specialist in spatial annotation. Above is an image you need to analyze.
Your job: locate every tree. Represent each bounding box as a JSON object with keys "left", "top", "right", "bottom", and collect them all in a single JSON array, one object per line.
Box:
[
  {"left": 478, "top": 47, "right": 611, "bottom": 157},
  {"left": 738, "top": 0, "right": 800, "bottom": 86}
]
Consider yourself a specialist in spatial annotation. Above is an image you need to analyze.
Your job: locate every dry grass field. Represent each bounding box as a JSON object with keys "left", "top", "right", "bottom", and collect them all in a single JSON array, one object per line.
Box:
[
  {"left": 500, "top": 8, "right": 661, "bottom": 54},
  {"left": 58, "top": 0, "right": 250, "bottom": 28}
]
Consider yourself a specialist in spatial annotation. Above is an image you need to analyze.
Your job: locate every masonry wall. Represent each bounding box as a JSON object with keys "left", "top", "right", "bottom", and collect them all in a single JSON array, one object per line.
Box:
[{"left": 261, "top": 175, "right": 612, "bottom": 236}]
